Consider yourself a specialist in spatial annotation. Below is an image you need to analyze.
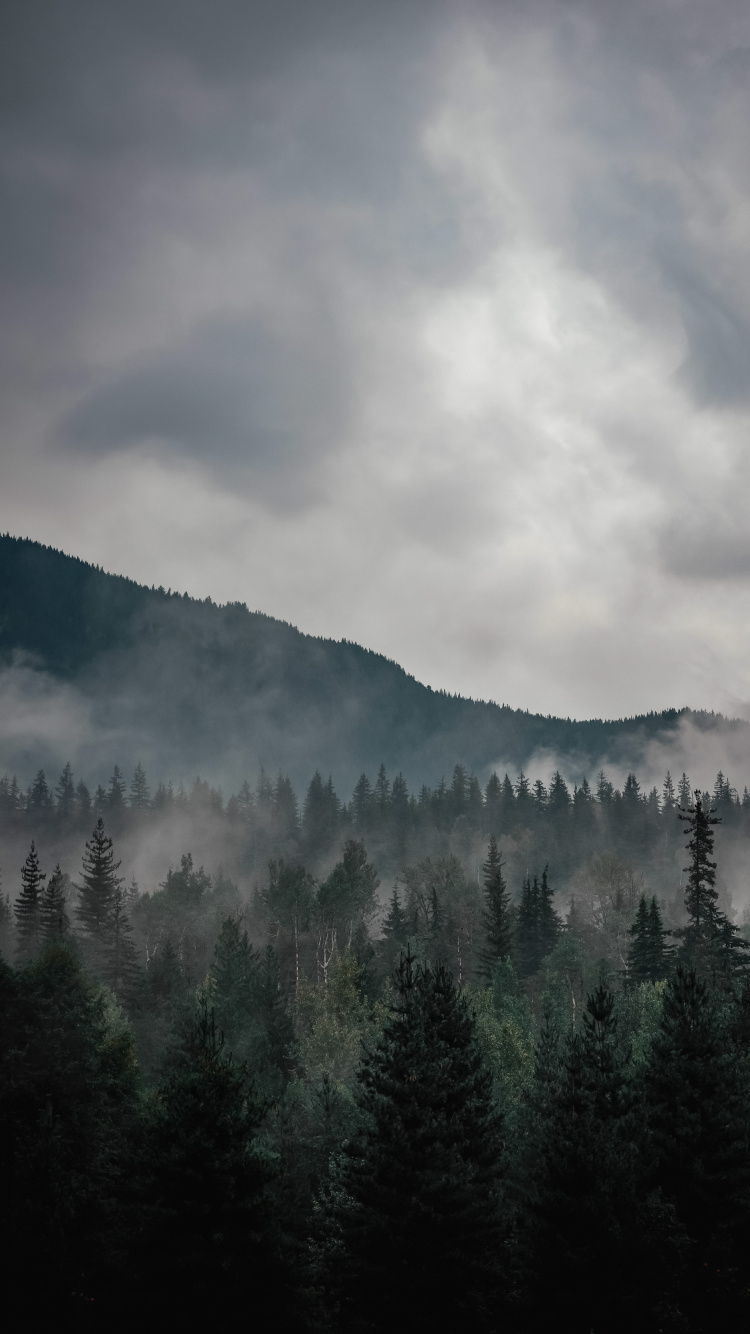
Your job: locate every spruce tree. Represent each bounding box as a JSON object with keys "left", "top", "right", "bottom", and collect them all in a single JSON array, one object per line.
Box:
[
  {"left": 627, "top": 894, "right": 671, "bottom": 983},
  {"left": 643, "top": 966, "right": 750, "bottom": 1323},
  {"left": 54, "top": 762, "right": 76, "bottom": 822},
  {"left": 480, "top": 835, "right": 513, "bottom": 977},
  {"left": 129, "top": 762, "right": 151, "bottom": 811},
  {"left": 334, "top": 950, "right": 505, "bottom": 1331},
  {"left": 537, "top": 865, "right": 562, "bottom": 958},
  {"left": 127, "top": 996, "right": 287, "bottom": 1321},
  {"left": 14, "top": 840, "right": 46, "bottom": 961},
  {"left": 523, "top": 987, "right": 675, "bottom": 1331},
  {"left": 76, "top": 818, "right": 123, "bottom": 963},
  {"left": 102, "top": 883, "right": 139, "bottom": 1002},
  {"left": 516, "top": 874, "right": 539, "bottom": 978},
  {"left": 676, "top": 791, "right": 747, "bottom": 977},
  {"left": 39, "top": 864, "right": 71, "bottom": 945}
]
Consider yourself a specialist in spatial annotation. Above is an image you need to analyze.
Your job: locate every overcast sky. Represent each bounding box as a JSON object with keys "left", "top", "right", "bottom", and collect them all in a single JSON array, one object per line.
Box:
[{"left": 4, "top": 0, "right": 750, "bottom": 722}]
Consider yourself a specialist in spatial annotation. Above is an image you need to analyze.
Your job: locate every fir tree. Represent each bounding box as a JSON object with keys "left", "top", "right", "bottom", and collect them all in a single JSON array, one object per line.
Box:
[
  {"left": 676, "top": 791, "right": 747, "bottom": 977},
  {"left": 27, "top": 769, "right": 52, "bottom": 813},
  {"left": 127, "top": 995, "right": 287, "bottom": 1321},
  {"left": 523, "top": 986, "right": 674, "bottom": 1331},
  {"left": 484, "top": 771, "right": 502, "bottom": 833},
  {"left": 54, "top": 762, "right": 76, "bottom": 821},
  {"left": 333, "top": 950, "right": 505, "bottom": 1331},
  {"left": 538, "top": 866, "right": 562, "bottom": 958},
  {"left": 643, "top": 966, "right": 750, "bottom": 1323},
  {"left": 76, "top": 818, "right": 123, "bottom": 960},
  {"left": 102, "top": 883, "right": 139, "bottom": 1001},
  {"left": 129, "top": 762, "right": 151, "bottom": 811},
  {"left": 14, "top": 840, "right": 46, "bottom": 961},
  {"left": 627, "top": 895, "right": 671, "bottom": 984},
  {"left": 39, "top": 864, "right": 71, "bottom": 945},
  {"left": 107, "top": 765, "right": 127, "bottom": 811},
  {"left": 480, "top": 835, "right": 513, "bottom": 976}
]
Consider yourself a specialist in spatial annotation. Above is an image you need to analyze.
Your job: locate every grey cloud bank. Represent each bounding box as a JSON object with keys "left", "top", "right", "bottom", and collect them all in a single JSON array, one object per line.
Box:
[{"left": 3, "top": 0, "right": 750, "bottom": 719}]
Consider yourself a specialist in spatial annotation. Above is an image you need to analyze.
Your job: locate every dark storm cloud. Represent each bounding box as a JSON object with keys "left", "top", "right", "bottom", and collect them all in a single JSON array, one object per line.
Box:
[
  {"left": 58, "top": 314, "right": 351, "bottom": 499},
  {"left": 6, "top": 0, "right": 750, "bottom": 721}
]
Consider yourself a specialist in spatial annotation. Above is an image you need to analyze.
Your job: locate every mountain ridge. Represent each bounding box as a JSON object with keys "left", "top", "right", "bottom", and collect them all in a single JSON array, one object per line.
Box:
[{"left": 0, "top": 533, "right": 744, "bottom": 789}]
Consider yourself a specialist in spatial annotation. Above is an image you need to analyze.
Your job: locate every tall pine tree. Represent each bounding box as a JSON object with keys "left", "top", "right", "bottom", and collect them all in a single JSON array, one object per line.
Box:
[
  {"left": 14, "top": 841, "right": 46, "bottom": 962},
  {"left": 333, "top": 949, "right": 505, "bottom": 1332},
  {"left": 76, "top": 818, "right": 123, "bottom": 964},
  {"left": 480, "top": 835, "right": 513, "bottom": 977}
]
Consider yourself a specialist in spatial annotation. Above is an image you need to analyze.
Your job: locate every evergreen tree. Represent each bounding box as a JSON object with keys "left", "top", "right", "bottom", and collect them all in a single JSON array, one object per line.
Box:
[
  {"left": 39, "top": 864, "right": 71, "bottom": 945},
  {"left": 380, "top": 887, "right": 408, "bottom": 977},
  {"left": 333, "top": 950, "right": 505, "bottom": 1331},
  {"left": 677, "top": 771, "right": 692, "bottom": 809},
  {"left": 662, "top": 770, "right": 676, "bottom": 816},
  {"left": 127, "top": 996, "right": 287, "bottom": 1321},
  {"left": 129, "top": 762, "right": 151, "bottom": 811},
  {"left": 676, "top": 791, "right": 747, "bottom": 977},
  {"left": 484, "top": 771, "right": 502, "bottom": 833},
  {"left": 102, "top": 883, "right": 139, "bottom": 1002},
  {"left": 0, "top": 884, "right": 13, "bottom": 960},
  {"left": 14, "top": 841, "right": 46, "bottom": 961},
  {"left": 643, "top": 966, "right": 750, "bottom": 1323},
  {"left": 27, "top": 769, "right": 52, "bottom": 813},
  {"left": 107, "top": 765, "right": 127, "bottom": 811},
  {"left": 538, "top": 865, "right": 562, "bottom": 958},
  {"left": 75, "top": 778, "right": 91, "bottom": 819},
  {"left": 76, "top": 819, "right": 123, "bottom": 961},
  {"left": 54, "top": 762, "right": 76, "bottom": 821},
  {"left": 516, "top": 875, "right": 539, "bottom": 978},
  {"left": 523, "top": 987, "right": 674, "bottom": 1331},
  {"left": 480, "top": 835, "right": 513, "bottom": 976}
]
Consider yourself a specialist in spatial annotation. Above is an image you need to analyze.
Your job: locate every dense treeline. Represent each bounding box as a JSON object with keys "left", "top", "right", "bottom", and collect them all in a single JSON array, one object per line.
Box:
[{"left": 2, "top": 767, "right": 750, "bottom": 1328}]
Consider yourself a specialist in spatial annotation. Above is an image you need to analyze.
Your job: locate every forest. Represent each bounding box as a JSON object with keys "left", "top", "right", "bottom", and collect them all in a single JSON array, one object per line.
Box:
[{"left": 2, "top": 755, "right": 750, "bottom": 1330}]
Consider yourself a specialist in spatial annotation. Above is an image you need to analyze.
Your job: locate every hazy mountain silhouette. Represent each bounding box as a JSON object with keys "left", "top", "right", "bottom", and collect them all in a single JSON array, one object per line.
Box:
[{"left": 0, "top": 534, "right": 744, "bottom": 789}]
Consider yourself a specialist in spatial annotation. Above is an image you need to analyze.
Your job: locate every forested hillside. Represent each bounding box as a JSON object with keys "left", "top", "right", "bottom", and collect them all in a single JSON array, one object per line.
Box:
[{"left": 1, "top": 533, "right": 744, "bottom": 789}]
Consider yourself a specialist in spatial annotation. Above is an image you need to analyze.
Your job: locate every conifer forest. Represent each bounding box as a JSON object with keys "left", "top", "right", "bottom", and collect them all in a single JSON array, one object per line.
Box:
[{"left": 3, "top": 755, "right": 750, "bottom": 1330}]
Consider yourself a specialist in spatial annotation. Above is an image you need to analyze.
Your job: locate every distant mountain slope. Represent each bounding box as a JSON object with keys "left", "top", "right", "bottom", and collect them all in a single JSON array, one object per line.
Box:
[{"left": 0, "top": 534, "right": 744, "bottom": 789}]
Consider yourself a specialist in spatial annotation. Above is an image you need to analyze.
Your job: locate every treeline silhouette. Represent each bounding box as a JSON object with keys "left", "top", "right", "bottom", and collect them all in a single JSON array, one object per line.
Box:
[{"left": 2, "top": 779, "right": 750, "bottom": 1329}]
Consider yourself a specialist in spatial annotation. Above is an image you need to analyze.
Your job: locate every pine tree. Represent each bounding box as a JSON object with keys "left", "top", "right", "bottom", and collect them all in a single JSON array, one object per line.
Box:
[
  {"left": 76, "top": 818, "right": 123, "bottom": 961},
  {"left": 662, "top": 770, "right": 676, "bottom": 816},
  {"left": 676, "top": 791, "right": 747, "bottom": 977},
  {"left": 39, "top": 864, "right": 71, "bottom": 945},
  {"left": 523, "top": 986, "right": 674, "bottom": 1330},
  {"left": 54, "top": 762, "right": 76, "bottom": 821},
  {"left": 27, "top": 769, "right": 52, "bottom": 813},
  {"left": 677, "top": 771, "right": 692, "bottom": 809},
  {"left": 333, "top": 950, "right": 505, "bottom": 1331},
  {"left": 380, "top": 888, "right": 408, "bottom": 979},
  {"left": 14, "top": 841, "right": 46, "bottom": 961},
  {"left": 0, "top": 883, "right": 14, "bottom": 961},
  {"left": 484, "top": 771, "right": 502, "bottom": 833},
  {"left": 102, "top": 883, "right": 139, "bottom": 1001},
  {"left": 643, "top": 966, "right": 750, "bottom": 1323},
  {"left": 129, "top": 762, "right": 151, "bottom": 811},
  {"left": 516, "top": 874, "right": 540, "bottom": 978},
  {"left": 108, "top": 765, "right": 127, "bottom": 811},
  {"left": 480, "top": 835, "right": 513, "bottom": 976},
  {"left": 538, "top": 865, "right": 562, "bottom": 958},
  {"left": 127, "top": 995, "right": 287, "bottom": 1321},
  {"left": 76, "top": 778, "right": 91, "bottom": 820}
]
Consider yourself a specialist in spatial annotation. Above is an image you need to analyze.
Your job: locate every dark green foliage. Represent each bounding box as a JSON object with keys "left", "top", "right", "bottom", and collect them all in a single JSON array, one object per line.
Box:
[
  {"left": 75, "top": 818, "right": 123, "bottom": 959},
  {"left": 480, "top": 834, "right": 513, "bottom": 976},
  {"left": 332, "top": 950, "right": 505, "bottom": 1332},
  {"left": 102, "top": 883, "right": 140, "bottom": 1003},
  {"left": 627, "top": 894, "right": 671, "bottom": 983},
  {"left": 39, "top": 863, "right": 71, "bottom": 945},
  {"left": 521, "top": 987, "right": 677, "bottom": 1332},
  {"left": 129, "top": 761, "right": 150, "bottom": 810},
  {"left": 643, "top": 967, "right": 750, "bottom": 1323},
  {"left": 14, "top": 840, "right": 45, "bottom": 962},
  {"left": 676, "top": 791, "right": 748, "bottom": 977},
  {"left": 515, "top": 867, "right": 561, "bottom": 978},
  {"left": 123, "top": 996, "right": 289, "bottom": 1321},
  {"left": 0, "top": 946, "right": 139, "bottom": 1312}
]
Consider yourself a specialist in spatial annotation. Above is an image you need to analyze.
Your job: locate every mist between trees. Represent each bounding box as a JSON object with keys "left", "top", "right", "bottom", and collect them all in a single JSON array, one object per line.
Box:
[{"left": 3, "top": 757, "right": 750, "bottom": 1329}]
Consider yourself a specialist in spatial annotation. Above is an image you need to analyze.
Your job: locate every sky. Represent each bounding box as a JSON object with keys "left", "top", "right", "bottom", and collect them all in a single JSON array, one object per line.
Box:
[{"left": 4, "top": 0, "right": 750, "bottom": 722}]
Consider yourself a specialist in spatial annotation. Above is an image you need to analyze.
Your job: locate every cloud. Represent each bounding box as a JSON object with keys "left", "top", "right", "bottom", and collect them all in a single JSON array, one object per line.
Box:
[{"left": 5, "top": 1, "right": 750, "bottom": 720}]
